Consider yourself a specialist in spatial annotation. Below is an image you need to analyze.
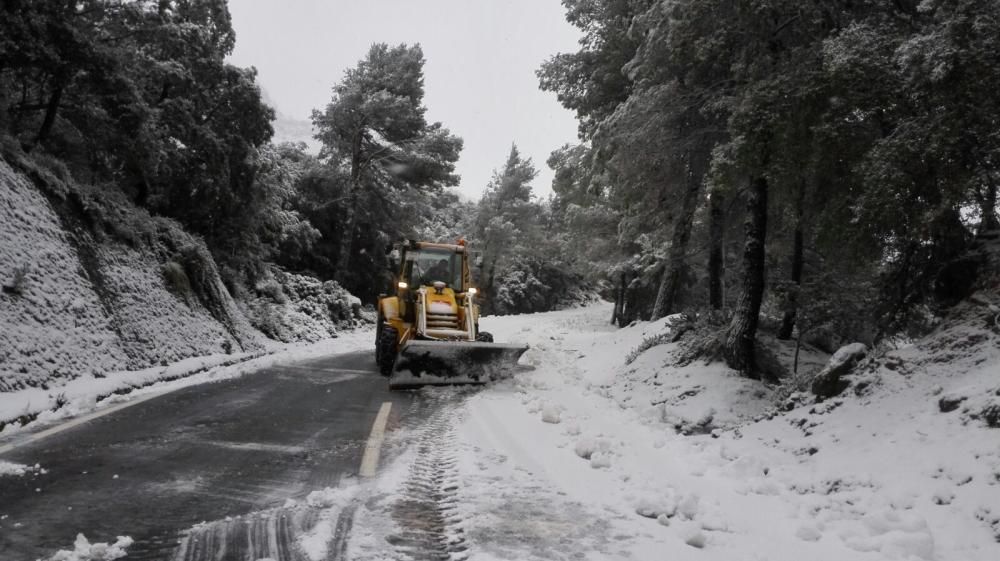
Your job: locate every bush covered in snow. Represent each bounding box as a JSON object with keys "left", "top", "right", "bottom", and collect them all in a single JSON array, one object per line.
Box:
[
  {"left": 242, "top": 267, "right": 370, "bottom": 343},
  {"left": 489, "top": 256, "right": 596, "bottom": 315},
  {"left": 160, "top": 261, "right": 192, "bottom": 302}
]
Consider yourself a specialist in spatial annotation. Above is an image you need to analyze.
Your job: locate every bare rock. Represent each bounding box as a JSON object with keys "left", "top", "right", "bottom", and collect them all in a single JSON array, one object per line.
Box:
[
  {"left": 811, "top": 343, "right": 868, "bottom": 399},
  {"left": 938, "top": 393, "right": 968, "bottom": 413},
  {"left": 983, "top": 403, "right": 1000, "bottom": 428},
  {"left": 969, "top": 395, "right": 1000, "bottom": 428}
]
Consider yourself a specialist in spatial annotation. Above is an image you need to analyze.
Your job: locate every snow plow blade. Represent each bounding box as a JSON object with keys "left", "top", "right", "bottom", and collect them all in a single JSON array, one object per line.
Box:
[{"left": 389, "top": 340, "right": 529, "bottom": 390}]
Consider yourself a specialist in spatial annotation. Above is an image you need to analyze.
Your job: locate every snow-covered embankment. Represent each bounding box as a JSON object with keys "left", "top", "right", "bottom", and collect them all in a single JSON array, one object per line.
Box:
[
  {"left": 0, "top": 154, "right": 368, "bottom": 433},
  {"left": 357, "top": 303, "right": 999, "bottom": 561}
]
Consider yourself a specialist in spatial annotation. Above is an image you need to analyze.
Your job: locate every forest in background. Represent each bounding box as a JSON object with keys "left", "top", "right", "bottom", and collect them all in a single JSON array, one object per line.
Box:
[
  {"left": 539, "top": 0, "right": 1000, "bottom": 378},
  {"left": 0, "top": 0, "right": 585, "bottom": 318},
  {"left": 2, "top": 0, "right": 998, "bottom": 380}
]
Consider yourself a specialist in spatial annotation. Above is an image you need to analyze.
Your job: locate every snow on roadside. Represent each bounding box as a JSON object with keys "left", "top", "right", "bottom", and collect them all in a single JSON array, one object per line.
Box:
[
  {"left": 0, "top": 328, "right": 373, "bottom": 439},
  {"left": 425, "top": 303, "right": 1000, "bottom": 561},
  {"left": 299, "top": 484, "right": 361, "bottom": 560},
  {"left": 0, "top": 459, "right": 40, "bottom": 477},
  {"left": 168, "top": 482, "right": 366, "bottom": 561}
]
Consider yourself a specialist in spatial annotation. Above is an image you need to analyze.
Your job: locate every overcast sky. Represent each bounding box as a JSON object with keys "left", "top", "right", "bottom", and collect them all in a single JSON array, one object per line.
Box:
[{"left": 226, "top": 0, "right": 582, "bottom": 200}]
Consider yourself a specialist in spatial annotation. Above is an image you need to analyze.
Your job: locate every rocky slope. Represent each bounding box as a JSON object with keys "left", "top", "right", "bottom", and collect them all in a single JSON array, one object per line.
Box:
[{"left": 0, "top": 151, "right": 362, "bottom": 396}]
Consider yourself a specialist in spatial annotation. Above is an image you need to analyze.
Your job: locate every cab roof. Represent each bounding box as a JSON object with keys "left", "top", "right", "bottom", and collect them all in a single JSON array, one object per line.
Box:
[{"left": 411, "top": 241, "right": 465, "bottom": 253}]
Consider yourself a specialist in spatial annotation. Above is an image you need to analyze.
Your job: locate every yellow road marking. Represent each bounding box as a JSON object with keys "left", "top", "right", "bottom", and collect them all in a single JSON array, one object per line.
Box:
[{"left": 359, "top": 402, "right": 393, "bottom": 477}]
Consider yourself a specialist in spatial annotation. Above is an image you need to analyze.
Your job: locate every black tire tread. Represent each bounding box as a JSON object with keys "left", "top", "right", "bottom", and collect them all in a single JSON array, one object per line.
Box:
[{"left": 377, "top": 325, "right": 399, "bottom": 376}]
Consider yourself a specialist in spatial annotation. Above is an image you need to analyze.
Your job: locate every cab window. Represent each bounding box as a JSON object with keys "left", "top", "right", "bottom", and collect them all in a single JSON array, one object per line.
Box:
[{"left": 404, "top": 250, "right": 462, "bottom": 288}]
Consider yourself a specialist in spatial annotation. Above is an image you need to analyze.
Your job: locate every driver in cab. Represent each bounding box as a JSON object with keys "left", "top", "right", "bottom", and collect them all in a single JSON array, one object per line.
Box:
[{"left": 420, "top": 258, "right": 451, "bottom": 286}]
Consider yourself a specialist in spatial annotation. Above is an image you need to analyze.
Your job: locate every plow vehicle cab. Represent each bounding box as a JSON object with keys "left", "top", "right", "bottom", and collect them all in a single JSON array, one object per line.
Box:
[{"left": 376, "top": 240, "right": 528, "bottom": 389}]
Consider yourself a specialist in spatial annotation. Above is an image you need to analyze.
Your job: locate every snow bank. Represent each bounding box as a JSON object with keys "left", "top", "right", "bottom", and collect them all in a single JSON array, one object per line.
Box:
[
  {"left": 0, "top": 328, "right": 372, "bottom": 437},
  {"left": 418, "top": 303, "right": 1000, "bottom": 560},
  {"left": 299, "top": 485, "right": 360, "bottom": 560},
  {"left": 488, "top": 306, "right": 777, "bottom": 432}
]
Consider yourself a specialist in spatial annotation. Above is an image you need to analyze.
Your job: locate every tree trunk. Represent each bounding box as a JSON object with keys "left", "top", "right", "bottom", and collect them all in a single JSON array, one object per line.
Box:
[
  {"left": 612, "top": 271, "right": 625, "bottom": 325},
  {"left": 334, "top": 190, "right": 357, "bottom": 283},
  {"left": 980, "top": 181, "right": 999, "bottom": 235},
  {"left": 723, "top": 175, "right": 769, "bottom": 379},
  {"left": 136, "top": 172, "right": 151, "bottom": 208},
  {"left": 708, "top": 186, "right": 725, "bottom": 310},
  {"left": 651, "top": 162, "right": 702, "bottom": 320},
  {"left": 27, "top": 83, "right": 64, "bottom": 152},
  {"left": 777, "top": 182, "right": 806, "bottom": 340},
  {"left": 334, "top": 131, "right": 364, "bottom": 285},
  {"left": 621, "top": 271, "right": 639, "bottom": 327},
  {"left": 482, "top": 261, "right": 498, "bottom": 316}
]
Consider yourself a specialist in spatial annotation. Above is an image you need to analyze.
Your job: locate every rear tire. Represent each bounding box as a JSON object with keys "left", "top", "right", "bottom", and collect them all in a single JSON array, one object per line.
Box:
[
  {"left": 375, "top": 317, "right": 384, "bottom": 364},
  {"left": 476, "top": 331, "right": 494, "bottom": 343},
  {"left": 376, "top": 325, "right": 399, "bottom": 377}
]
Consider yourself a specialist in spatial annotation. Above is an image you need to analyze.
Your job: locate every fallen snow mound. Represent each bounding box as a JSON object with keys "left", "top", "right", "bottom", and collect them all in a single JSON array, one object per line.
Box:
[{"left": 46, "top": 533, "right": 133, "bottom": 561}]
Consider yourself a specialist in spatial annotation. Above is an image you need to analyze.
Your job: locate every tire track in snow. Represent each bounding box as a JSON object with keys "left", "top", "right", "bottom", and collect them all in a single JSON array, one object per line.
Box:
[
  {"left": 386, "top": 406, "right": 469, "bottom": 561},
  {"left": 162, "top": 394, "right": 458, "bottom": 561}
]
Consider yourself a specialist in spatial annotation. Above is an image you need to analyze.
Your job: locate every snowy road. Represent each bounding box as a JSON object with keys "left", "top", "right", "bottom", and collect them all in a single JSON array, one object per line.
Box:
[{"left": 0, "top": 350, "right": 434, "bottom": 561}]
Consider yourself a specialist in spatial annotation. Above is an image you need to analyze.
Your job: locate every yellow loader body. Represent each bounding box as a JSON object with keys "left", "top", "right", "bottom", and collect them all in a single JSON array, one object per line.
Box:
[{"left": 375, "top": 240, "right": 528, "bottom": 389}]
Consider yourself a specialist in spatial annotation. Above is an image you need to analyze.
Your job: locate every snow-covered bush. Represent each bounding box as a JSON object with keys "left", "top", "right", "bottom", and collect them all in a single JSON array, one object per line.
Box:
[
  {"left": 2, "top": 262, "right": 30, "bottom": 295},
  {"left": 490, "top": 256, "right": 591, "bottom": 315},
  {"left": 242, "top": 267, "right": 368, "bottom": 343},
  {"left": 161, "top": 261, "right": 192, "bottom": 302},
  {"left": 625, "top": 314, "right": 691, "bottom": 365},
  {"left": 254, "top": 278, "right": 288, "bottom": 304}
]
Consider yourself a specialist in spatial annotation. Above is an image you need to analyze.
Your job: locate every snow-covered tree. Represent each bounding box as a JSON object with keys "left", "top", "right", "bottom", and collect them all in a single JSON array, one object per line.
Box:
[{"left": 312, "top": 43, "right": 463, "bottom": 292}]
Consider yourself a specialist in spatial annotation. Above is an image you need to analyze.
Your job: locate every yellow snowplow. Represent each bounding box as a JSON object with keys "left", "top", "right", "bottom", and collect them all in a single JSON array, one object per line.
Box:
[{"left": 376, "top": 240, "right": 528, "bottom": 389}]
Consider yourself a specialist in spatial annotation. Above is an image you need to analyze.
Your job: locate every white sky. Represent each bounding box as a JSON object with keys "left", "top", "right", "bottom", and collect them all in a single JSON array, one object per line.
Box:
[{"left": 226, "top": 0, "right": 582, "bottom": 200}]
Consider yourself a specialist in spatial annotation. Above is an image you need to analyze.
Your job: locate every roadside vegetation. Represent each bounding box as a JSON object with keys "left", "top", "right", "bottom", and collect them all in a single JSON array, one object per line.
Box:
[
  {"left": 2, "top": 0, "right": 999, "bottom": 389},
  {"left": 0, "top": 1, "right": 584, "bottom": 315},
  {"left": 538, "top": 0, "right": 1000, "bottom": 380}
]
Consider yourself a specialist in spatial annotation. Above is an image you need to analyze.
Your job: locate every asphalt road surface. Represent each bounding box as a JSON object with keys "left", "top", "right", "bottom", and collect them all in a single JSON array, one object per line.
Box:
[{"left": 0, "top": 350, "right": 436, "bottom": 561}]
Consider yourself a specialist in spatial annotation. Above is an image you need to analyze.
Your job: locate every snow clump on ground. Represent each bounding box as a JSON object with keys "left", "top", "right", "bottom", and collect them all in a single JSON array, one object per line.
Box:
[
  {"left": 45, "top": 533, "right": 133, "bottom": 561},
  {"left": 0, "top": 460, "right": 29, "bottom": 476}
]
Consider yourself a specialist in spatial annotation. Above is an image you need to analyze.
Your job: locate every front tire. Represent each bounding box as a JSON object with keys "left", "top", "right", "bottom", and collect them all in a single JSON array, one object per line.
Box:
[
  {"left": 376, "top": 325, "right": 399, "bottom": 376},
  {"left": 375, "top": 317, "right": 384, "bottom": 363}
]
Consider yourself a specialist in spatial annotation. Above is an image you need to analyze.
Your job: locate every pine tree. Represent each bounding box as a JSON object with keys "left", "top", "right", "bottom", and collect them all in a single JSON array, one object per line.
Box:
[
  {"left": 474, "top": 145, "right": 539, "bottom": 311},
  {"left": 312, "top": 43, "right": 463, "bottom": 288}
]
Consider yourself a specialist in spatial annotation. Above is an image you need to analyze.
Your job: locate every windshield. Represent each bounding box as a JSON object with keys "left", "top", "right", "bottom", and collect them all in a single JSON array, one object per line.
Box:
[{"left": 404, "top": 249, "right": 462, "bottom": 289}]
